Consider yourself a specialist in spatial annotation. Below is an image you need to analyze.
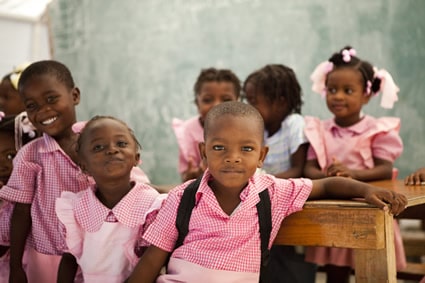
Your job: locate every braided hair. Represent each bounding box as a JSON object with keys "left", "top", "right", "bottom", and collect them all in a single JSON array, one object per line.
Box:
[
  {"left": 243, "top": 64, "right": 303, "bottom": 114},
  {"left": 328, "top": 46, "right": 381, "bottom": 95}
]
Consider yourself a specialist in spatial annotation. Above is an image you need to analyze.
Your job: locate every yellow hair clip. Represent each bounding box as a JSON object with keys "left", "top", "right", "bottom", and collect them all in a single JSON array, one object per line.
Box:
[{"left": 9, "top": 62, "right": 31, "bottom": 90}]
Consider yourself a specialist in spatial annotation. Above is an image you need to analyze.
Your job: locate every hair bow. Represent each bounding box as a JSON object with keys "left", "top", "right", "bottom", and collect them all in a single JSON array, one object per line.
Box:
[
  {"left": 9, "top": 62, "right": 31, "bottom": 90},
  {"left": 373, "top": 68, "right": 399, "bottom": 109},
  {"left": 342, "top": 48, "right": 357, "bottom": 62},
  {"left": 310, "top": 61, "right": 334, "bottom": 97},
  {"left": 14, "top": 112, "right": 37, "bottom": 150},
  {"left": 72, "top": 121, "right": 87, "bottom": 134},
  {"left": 0, "top": 111, "right": 5, "bottom": 121}
]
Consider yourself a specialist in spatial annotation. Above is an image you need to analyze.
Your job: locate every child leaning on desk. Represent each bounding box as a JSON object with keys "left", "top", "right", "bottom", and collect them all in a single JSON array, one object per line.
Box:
[
  {"left": 303, "top": 46, "right": 406, "bottom": 283},
  {"left": 126, "top": 101, "right": 407, "bottom": 283}
]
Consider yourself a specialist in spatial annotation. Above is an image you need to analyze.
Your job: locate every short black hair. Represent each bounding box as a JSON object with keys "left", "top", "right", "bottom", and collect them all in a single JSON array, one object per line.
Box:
[
  {"left": 18, "top": 60, "right": 75, "bottom": 92},
  {"left": 204, "top": 101, "right": 264, "bottom": 140},
  {"left": 193, "top": 68, "right": 241, "bottom": 99}
]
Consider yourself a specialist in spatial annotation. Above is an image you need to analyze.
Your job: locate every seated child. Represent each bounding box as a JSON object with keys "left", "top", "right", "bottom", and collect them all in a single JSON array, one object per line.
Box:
[
  {"left": 0, "top": 63, "right": 31, "bottom": 115},
  {"left": 0, "top": 112, "right": 37, "bottom": 282},
  {"left": 56, "top": 116, "right": 166, "bottom": 283},
  {"left": 172, "top": 68, "right": 241, "bottom": 182},
  {"left": 126, "top": 101, "right": 407, "bottom": 283}
]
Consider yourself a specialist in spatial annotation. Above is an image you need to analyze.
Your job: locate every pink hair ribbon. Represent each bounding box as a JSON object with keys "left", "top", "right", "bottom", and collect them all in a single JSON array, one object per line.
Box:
[
  {"left": 72, "top": 121, "right": 87, "bottom": 134},
  {"left": 374, "top": 68, "right": 399, "bottom": 109},
  {"left": 310, "top": 61, "right": 334, "bottom": 97},
  {"left": 0, "top": 111, "right": 4, "bottom": 121},
  {"left": 15, "top": 111, "right": 37, "bottom": 150}
]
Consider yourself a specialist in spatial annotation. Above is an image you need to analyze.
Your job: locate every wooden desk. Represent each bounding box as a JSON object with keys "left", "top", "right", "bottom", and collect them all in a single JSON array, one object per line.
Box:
[{"left": 274, "top": 180, "right": 425, "bottom": 283}]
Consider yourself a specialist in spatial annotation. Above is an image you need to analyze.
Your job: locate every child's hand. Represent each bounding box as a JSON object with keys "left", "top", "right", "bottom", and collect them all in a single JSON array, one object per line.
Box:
[
  {"left": 404, "top": 167, "right": 425, "bottom": 185},
  {"left": 182, "top": 157, "right": 205, "bottom": 181},
  {"left": 326, "top": 158, "right": 355, "bottom": 178},
  {"left": 364, "top": 188, "right": 407, "bottom": 216}
]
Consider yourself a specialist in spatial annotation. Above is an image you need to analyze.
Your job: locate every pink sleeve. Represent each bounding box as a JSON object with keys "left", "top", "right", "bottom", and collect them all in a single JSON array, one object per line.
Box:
[
  {"left": 372, "top": 130, "right": 403, "bottom": 162},
  {"left": 0, "top": 150, "right": 41, "bottom": 203}
]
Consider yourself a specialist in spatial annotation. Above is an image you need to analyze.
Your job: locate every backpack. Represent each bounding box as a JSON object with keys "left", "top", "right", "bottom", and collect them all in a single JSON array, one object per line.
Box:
[{"left": 174, "top": 175, "right": 272, "bottom": 283}]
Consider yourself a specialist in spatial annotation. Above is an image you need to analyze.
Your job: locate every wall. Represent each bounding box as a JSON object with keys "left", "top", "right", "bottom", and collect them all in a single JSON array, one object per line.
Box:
[
  {"left": 0, "top": 17, "right": 50, "bottom": 77},
  {"left": 48, "top": 0, "right": 425, "bottom": 185}
]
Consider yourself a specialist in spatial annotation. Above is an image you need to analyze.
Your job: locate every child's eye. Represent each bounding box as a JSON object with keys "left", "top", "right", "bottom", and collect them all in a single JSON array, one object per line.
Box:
[
  {"left": 212, "top": 145, "right": 225, "bottom": 151},
  {"left": 242, "top": 146, "right": 253, "bottom": 152},
  {"left": 25, "top": 102, "right": 37, "bottom": 111},
  {"left": 6, "top": 152, "right": 16, "bottom": 160},
  {"left": 327, "top": 87, "right": 337, "bottom": 94},
  {"left": 117, "top": 141, "right": 128, "bottom": 148},
  {"left": 47, "top": 96, "right": 58, "bottom": 103},
  {"left": 345, "top": 88, "right": 353, "bottom": 94},
  {"left": 93, "top": 144, "right": 104, "bottom": 152}
]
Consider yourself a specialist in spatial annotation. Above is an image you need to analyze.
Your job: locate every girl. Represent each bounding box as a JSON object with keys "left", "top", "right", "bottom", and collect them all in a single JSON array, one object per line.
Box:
[
  {"left": 172, "top": 67, "right": 241, "bottom": 182},
  {"left": 0, "top": 63, "right": 31, "bottom": 115},
  {"left": 243, "top": 64, "right": 313, "bottom": 283},
  {"left": 55, "top": 116, "right": 165, "bottom": 283},
  {"left": 0, "top": 112, "right": 37, "bottom": 282},
  {"left": 0, "top": 60, "right": 95, "bottom": 283},
  {"left": 304, "top": 46, "right": 405, "bottom": 283},
  {"left": 126, "top": 101, "right": 407, "bottom": 283}
]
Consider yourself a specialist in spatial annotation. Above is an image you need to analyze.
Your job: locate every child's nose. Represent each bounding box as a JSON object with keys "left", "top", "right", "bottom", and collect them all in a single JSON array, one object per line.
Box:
[
  {"left": 224, "top": 151, "right": 241, "bottom": 163},
  {"left": 106, "top": 144, "right": 119, "bottom": 155}
]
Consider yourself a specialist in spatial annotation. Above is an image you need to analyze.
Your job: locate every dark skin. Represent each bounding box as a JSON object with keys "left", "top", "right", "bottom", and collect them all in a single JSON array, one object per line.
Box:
[
  {"left": 57, "top": 118, "right": 141, "bottom": 283},
  {"left": 126, "top": 113, "right": 407, "bottom": 283},
  {"left": 9, "top": 74, "right": 80, "bottom": 283},
  {"left": 404, "top": 167, "right": 425, "bottom": 185},
  {"left": 304, "top": 157, "right": 393, "bottom": 181}
]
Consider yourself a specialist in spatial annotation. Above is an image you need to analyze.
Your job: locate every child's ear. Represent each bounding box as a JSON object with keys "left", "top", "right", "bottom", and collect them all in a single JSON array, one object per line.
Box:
[
  {"left": 257, "top": 146, "right": 269, "bottom": 168},
  {"left": 362, "top": 93, "right": 372, "bottom": 105},
  {"left": 134, "top": 153, "right": 140, "bottom": 166},
  {"left": 199, "top": 142, "right": 206, "bottom": 160},
  {"left": 72, "top": 87, "right": 81, "bottom": 106}
]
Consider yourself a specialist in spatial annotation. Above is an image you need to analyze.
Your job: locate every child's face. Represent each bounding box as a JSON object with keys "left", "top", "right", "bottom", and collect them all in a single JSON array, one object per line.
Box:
[
  {"left": 20, "top": 74, "right": 80, "bottom": 138},
  {"left": 325, "top": 68, "right": 370, "bottom": 126},
  {"left": 196, "top": 82, "right": 238, "bottom": 124},
  {"left": 0, "top": 78, "right": 25, "bottom": 115},
  {"left": 0, "top": 131, "right": 16, "bottom": 185},
  {"left": 200, "top": 115, "right": 268, "bottom": 192},
  {"left": 78, "top": 118, "right": 140, "bottom": 186},
  {"left": 244, "top": 81, "right": 287, "bottom": 134}
]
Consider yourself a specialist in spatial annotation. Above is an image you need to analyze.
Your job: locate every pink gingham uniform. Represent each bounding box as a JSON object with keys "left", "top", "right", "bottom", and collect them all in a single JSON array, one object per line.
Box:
[
  {"left": 0, "top": 201, "right": 13, "bottom": 282},
  {"left": 0, "top": 134, "right": 94, "bottom": 283},
  {"left": 55, "top": 182, "right": 166, "bottom": 283},
  {"left": 143, "top": 169, "right": 312, "bottom": 282},
  {"left": 304, "top": 115, "right": 406, "bottom": 270},
  {"left": 172, "top": 116, "right": 204, "bottom": 174}
]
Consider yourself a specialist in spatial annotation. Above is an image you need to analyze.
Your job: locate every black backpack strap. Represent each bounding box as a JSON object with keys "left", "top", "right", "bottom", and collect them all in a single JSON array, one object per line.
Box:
[
  {"left": 174, "top": 175, "right": 203, "bottom": 250},
  {"left": 257, "top": 189, "right": 271, "bottom": 283}
]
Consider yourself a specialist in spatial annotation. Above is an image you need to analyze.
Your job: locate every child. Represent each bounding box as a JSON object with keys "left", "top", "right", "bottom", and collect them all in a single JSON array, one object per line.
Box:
[
  {"left": 0, "top": 112, "right": 37, "bottom": 282},
  {"left": 126, "top": 101, "right": 407, "bottom": 283},
  {"left": 304, "top": 46, "right": 404, "bottom": 283},
  {"left": 172, "top": 67, "right": 241, "bottom": 182},
  {"left": 0, "top": 63, "right": 31, "bottom": 115},
  {"left": 55, "top": 115, "right": 166, "bottom": 283},
  {"left": 0, "top": 60, "right": 94, "bottom": 283},
  {"left": 243, "top": 64, "right": 313, "bottom": 283}
]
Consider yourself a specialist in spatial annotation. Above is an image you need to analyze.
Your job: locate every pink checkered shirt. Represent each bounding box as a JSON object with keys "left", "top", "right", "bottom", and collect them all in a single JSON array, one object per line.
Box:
[
  {"left": 0, "top": 134, "right": 94, "bottom": 255},
  {"left": 143, "top": 169, "right": 312, "bottom": 273},
  {"left": 57, "top": 182, "right": 164, "bottom": 254}
]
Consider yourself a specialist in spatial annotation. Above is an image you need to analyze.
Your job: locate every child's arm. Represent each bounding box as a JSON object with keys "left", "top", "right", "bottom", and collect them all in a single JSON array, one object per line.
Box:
[
  {"left": 404, "top": 167, "right": 425, "bottom": 185},
  {"left": 274, "top": 143, "right": 308, "bottom": 179},
  {"left": 57, "top": 253, "right": 78, "bottom": 283},
  {"left": 309, "top": 177, "right": 407, "bottom": 215},
  {"left": 9, "top": 203, "right": 31, "bottom": 282},
  {"left": 326, "top": 157, "right": 393, "bottom": 181},
  {"left": 126, "top": 245, "right": 169, "bottom": 283},
  {"left": 303, "top": 159, "right": 327, "bottom": 179}
]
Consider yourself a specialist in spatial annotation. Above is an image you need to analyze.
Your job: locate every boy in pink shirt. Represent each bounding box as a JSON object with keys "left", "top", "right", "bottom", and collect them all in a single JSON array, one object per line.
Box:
[{"left": 127, "top": 101, "right": 407, "bottom": 283}]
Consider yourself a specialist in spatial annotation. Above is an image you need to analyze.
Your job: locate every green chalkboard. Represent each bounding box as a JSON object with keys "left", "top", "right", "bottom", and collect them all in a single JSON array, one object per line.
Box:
[{"left": 48, "top": 0, "right": 425, "bottom": 185}]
